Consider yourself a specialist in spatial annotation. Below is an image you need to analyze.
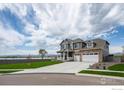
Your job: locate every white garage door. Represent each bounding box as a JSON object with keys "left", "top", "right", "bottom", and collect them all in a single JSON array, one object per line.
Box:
[
  {"left": 74, "top": 55, "right": 80, "bottom": 61},
  {"left": 82, "top": 53, "right": 99, "bottom": 63}
]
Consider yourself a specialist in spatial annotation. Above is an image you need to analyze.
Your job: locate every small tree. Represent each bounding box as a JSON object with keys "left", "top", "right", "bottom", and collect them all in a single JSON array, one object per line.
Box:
[
  {"left": 122, "top": 46, "right": 124, "bottom": 54},
  {"left": 27, "top": 54, "right": 32, "bottom": 59},
  {"left": 122, "top": 46, "right": 124, "bottom": 61},
  {"left": 39, "top": 49, "right": 47, "bottom": 59}
]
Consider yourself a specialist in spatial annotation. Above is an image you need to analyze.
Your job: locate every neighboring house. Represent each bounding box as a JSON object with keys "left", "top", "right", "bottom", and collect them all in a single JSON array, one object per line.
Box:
[{"left": 57, "top": 38, "right": 109, "bottom": 63}]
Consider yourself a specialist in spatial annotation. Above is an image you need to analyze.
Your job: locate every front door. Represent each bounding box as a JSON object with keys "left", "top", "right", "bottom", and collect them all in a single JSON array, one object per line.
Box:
[
  {"left": 74, "top": 55, "right": 80, "bottom": 61},
  {"left": 65, "top": 55, "right": 67, "bottom": 60}
]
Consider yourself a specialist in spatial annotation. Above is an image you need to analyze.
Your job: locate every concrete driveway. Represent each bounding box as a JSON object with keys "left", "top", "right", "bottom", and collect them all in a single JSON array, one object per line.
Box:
[{"left": 13, "top": 62, "right": 95, "bottom": 74}]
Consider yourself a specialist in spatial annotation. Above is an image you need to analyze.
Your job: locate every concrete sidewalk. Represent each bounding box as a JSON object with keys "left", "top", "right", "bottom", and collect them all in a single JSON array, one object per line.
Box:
[{"left": 13, "top": 62, "right": 93, "bottom": 74}]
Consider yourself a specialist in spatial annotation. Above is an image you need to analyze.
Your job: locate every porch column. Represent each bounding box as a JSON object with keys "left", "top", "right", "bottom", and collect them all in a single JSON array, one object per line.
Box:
[
  {"left": 60, "top": 53, "right": 62, "bottom": 60},
  {"left": 81, "top": 53, "right": 83, "bottom": 62},
  {"left": 99, "top": 50, "right": 103, "bottom": 62},
  {"left": 59, "top": 53, "right": 60, "bottom": 60},
  {"left": 63, "top": 52, "right": 65, "bottom": 61},
  {"left": 67, "top": 51, "right": 69, "bottom": 61},
  {"left": 57, "top": 53, "right": 59, "bottom": 60}
]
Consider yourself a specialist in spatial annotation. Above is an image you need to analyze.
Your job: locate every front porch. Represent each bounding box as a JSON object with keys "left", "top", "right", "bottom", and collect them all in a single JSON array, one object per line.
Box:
[{"left": 57, "top": 51, "right": 74, "bottom": 61}]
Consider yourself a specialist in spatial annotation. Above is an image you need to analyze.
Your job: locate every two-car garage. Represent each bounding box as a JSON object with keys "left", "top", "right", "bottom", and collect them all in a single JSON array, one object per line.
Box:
[
  {"left": 82, "top": 53, "right": 99, "bottom": 62},
  {"left": 74, "top": 52, "right": 99, "bottom": 63}
]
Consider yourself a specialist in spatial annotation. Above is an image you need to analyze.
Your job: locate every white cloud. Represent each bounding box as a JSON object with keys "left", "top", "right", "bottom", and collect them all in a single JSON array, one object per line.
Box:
[
  {"left": 0, "top": 22, "right": 25, "bottom": 47},
  {"left": 31, "top": 4, "right": 124, "bottom": 40},
  {"left": 0, "top": 49, "right": 38, "bottom": 56},
  {"left": 0, "top": 3, "right": 124, "bottom": 55},
  {"left": 0, "top": 22, "right": 27, "bottom": 55},
  {"left": 109, "top": 46, "right": 123, "bottom": 53},
  {"left": 0, "top": 4, "right": 27, "bottom": 18}
]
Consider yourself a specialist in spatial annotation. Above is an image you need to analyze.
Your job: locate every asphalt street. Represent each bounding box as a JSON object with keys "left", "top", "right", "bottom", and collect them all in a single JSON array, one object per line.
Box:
[{"left": 0, "top": 73, "right": 123, "bottom": 85}]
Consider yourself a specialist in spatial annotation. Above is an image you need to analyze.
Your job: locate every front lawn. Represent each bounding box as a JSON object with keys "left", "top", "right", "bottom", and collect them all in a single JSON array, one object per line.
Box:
[
  {"left": 0, "top": 61, "right": 62, "bottom": 69},
  {"left": 79, "top": 70, "right": 124, "bottom": 77},
  {"left": 108, "top": 64, "right": 124, "bottom": 71}
]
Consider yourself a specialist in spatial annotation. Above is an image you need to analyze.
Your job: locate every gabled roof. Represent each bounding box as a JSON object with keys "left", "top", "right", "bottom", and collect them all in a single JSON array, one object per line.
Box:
[
  {"left": 73, "top": 38, "right": 83, "bottom": 43},
  {"left": 85, "top": 38, "right": 109, "bottom": 45},
  {"left": 60, "top": 38, "right": 73, "bottom": 45},
  {"left": 60, "top": 38, "right": 110, "bottom": 48},
  {"left": 92, "top": 38, "right": 110, "bottom": 45}
]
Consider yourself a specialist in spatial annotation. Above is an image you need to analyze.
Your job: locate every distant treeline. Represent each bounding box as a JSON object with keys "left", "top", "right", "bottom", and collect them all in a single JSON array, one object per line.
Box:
[
  {"left": 0, "top": 55, "right": 40, "bottom": 58},
  {"left": 0, "top": 54, "right": 57, "bottom": 58}
]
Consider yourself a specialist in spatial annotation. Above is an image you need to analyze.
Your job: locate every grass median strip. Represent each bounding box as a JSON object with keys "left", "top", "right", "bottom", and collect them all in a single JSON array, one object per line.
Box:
[
  {"left": 79, "top": 70, "right": 124, "bottom": 77},
  {"left": 0, "top": 61, "right": 62, "bottom": 69}
]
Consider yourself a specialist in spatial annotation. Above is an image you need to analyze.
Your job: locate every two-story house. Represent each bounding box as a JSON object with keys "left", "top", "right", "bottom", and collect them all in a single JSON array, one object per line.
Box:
[{"left": 57, "top": 38, "right": 109, "bottom": 63}]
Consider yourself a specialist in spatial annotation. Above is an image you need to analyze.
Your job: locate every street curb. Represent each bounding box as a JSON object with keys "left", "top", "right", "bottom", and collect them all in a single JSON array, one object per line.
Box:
[
  {"left": 75, "top": 73, "right": 124, "bottom": 80},
  {"left": 8, "top": 72, "right": 75, "bottom": 75}
]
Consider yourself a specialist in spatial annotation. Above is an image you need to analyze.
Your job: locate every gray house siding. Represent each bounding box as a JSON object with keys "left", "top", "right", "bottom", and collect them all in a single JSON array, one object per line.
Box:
[{"left": 57, "top": 38, "right": 109, "bottom": 62}]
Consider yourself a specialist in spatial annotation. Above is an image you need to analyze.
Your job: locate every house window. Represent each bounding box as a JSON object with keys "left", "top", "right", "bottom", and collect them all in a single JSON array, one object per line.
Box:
[
  {"left": 61, "top": 45, "right": 64, "bottom": 49},
  {"left": 87, "top": 41, "right": 94, "bottom": 48},
  {"left": 70, "top": 44, "right": 73, "bottom": 49},
  {"left": 74, "top": 43, "right": 80, "bottom": 49},
  {"left": 62, "top": 44, "right": 71, "bottom": 49},
  {"left": 74, "top": 44, "right": 76, "bottom": 48},
  {"left": 82, "top": 43, "right": 86, "bottom": 48},
  {"left": 105, "top": 45, "right": 108, "bottom": 49},
  {"left": 65, "top": 44, "right": 71, "bottom": 49},
  {"left": 64, "top": 44, "right": 66, "bottom": 49}
]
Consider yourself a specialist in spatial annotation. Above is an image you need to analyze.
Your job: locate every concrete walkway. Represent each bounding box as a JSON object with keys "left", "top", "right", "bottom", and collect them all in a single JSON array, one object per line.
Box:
[{"left": 13, "top": 62, "right": 94, "bottom": 74}]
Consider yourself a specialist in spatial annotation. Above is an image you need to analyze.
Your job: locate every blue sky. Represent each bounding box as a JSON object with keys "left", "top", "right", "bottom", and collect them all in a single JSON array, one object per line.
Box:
[
  {"left": 108, "top": 26, "right": 124, "bottom": 45},
  {"left": 0, "top": 3, "right": 124, "bottom": 55}
]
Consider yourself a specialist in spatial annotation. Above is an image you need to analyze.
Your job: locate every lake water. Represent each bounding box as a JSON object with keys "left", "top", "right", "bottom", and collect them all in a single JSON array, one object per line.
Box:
[{"left": 0, "top": 57, "right": 55, "bottom": 60}]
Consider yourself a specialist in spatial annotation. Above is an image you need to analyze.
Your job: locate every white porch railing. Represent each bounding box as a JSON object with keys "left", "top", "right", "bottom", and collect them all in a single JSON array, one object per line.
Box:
[
  {"left": 67, "top": 57, "right": 73, "bottom": 61},
  {"left": 57, "top": 57, "right": 73, "bottom": 61}
]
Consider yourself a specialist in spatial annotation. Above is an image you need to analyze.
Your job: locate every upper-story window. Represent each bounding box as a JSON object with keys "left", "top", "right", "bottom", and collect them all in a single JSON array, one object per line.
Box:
[
  {"left": 61, "top": 44, "right": 64, "bottom": 50},
  {"left": 74, "top": 43, "right": 80, "bottom": 49},
  {"left": 82, "top": 43, "right": 86, "bottom": 48},
  {"left": 87, "top": 41, "right": 94, "bottom": 48},
  {"left": 104, "top": 44, "right": 109, "bottom": 49},
  {"left": 61, "top": 44, "right": 72, "bottom": 50},
  {"left": 67, "top": 44, "right": 70, "bottom": 49},
  {"left": 74, "top": 43, "right": 77, "bottom": 48}
]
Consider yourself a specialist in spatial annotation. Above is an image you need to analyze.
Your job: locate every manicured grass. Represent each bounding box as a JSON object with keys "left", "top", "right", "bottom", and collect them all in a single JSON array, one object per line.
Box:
[
  {"left": 0, "top": 61, "right": 62, "bottom": 69},
  {"left": 79, "top": 70, "right": 124, "bottom": 77},
  {"left": 108, "top": 64, "right": 124, "bottom": 71}
]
